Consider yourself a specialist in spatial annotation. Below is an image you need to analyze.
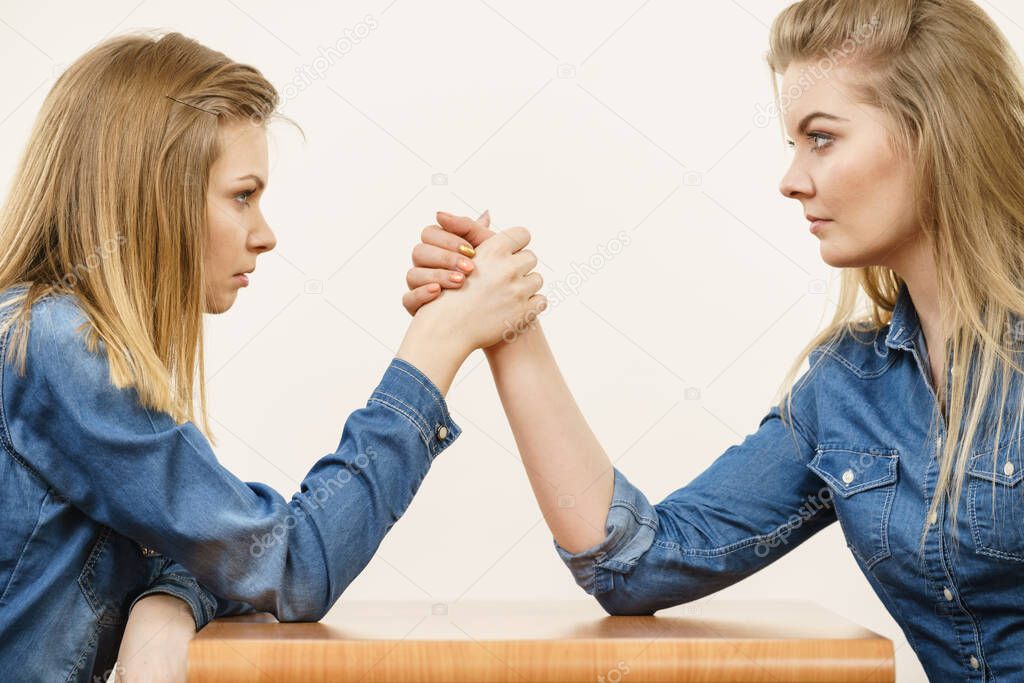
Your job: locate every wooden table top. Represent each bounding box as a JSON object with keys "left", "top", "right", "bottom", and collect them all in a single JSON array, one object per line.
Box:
[{"left": 188, "top": 599, "right": 894, "bottom": 682}]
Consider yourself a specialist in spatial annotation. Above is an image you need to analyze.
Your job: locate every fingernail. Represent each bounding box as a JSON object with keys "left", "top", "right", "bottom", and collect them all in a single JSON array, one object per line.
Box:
[
  {"left": 437, "top": 211, "right": 453, "bottom": 218},
  {"left": 458, "top": 259, "right": 474, "bottom": 272},
  {"left": 450, "top": 272, "right": 465, "bottom": 283},
  {"left": 458, "top": 244, "right": 476, "bottom": 258},
  {"left": 479, "top": 209, "right": 490, "bottom": 220}
]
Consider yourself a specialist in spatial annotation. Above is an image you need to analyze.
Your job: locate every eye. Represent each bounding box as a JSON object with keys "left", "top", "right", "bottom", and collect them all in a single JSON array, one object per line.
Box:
[
  {"left": 786, "top": 132, "right": 834, "bottom": 153},
  {"left": 234, "top": 189, "right": 255, "bottom": 206}
]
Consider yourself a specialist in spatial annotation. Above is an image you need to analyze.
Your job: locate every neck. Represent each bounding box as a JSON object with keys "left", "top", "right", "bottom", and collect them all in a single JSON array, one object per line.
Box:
[{"left": 888, "top": 230, "right": 944, "bottom": 345}]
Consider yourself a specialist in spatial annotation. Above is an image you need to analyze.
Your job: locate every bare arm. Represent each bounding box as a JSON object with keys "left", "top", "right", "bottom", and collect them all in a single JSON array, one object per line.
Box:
[
  {"left": 405, "top": 212, "right": 612, "bottom": 553},
  {"left": 484, "top": 323, "right": 614, "bottom": 552},
  {"left": 115, "top": 593, "right": 195, "bottom": 683}
]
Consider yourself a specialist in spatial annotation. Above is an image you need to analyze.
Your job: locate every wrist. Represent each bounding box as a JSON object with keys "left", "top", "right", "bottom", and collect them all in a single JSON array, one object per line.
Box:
[
  {"left": 484, "top": 318, "right": 544, "bottom": 362},
  {"left": 397, "top": 312, "right": 474, "bottom": 395}
]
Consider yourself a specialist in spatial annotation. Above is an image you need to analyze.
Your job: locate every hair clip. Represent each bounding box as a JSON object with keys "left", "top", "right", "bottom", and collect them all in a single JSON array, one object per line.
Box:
[{"left": 164, "top": 95, "right": 217, "bottom": 117}]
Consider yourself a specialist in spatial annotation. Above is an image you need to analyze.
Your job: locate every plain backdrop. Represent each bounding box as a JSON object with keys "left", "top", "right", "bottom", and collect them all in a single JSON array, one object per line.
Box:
[{"left": 5, "top": 1, "right": 1024, "bottom": 680}]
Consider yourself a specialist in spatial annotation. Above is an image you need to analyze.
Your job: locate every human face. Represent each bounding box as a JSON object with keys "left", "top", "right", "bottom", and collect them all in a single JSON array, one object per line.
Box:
[
  {"left": 203, "top": 120, "right": 276, "bottom": 314},
  {"left": 778, "top": 62, "right": 920, "bottom": 269}
]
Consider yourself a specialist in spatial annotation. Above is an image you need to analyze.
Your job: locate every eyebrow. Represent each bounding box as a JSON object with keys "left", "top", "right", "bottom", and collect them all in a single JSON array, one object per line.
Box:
[
  {"left": 236, "top": 173, "right": 266, "bottom": 190},
  {"left": 792, "top": 111, "right": 849, "bottom": 135}
]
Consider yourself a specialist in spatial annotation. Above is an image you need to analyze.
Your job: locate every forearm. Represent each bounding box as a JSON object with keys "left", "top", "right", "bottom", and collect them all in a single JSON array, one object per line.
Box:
[
  {"left": 485, "top": 323, "right": 614, "bottom": 553},
  {"left": 396, "top": 312, "right": 472, "bottom": 396},
  {"left": 116, "top": 593, "right": 195, "bottom": 683}
]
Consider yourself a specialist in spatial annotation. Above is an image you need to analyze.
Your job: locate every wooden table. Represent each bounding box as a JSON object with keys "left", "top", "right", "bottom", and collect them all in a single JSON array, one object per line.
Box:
[{"left": 188, "top": 600, "right": 894, "bottom": 682}]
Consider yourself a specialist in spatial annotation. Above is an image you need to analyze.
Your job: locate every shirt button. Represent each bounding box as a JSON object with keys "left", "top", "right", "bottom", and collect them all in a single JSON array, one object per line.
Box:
[
  {"left": 841, "top": 469, "right": 855, "bottom": 484},
  {"left": 435, "top": 425, "right": 449, "bottom": 441},
  {"left": 1004, "top": 461, "right": 1015, "bottom": 476},
  {"left": 970, "top": 655, "right": 980, "bottom": 670},
  {"left": 936, "top": 435, "right": 942, "bottom": 449},
  {"left": 943, "top": 587, "right": 953, "bottom": 601},
  {"left": 929, "top": 510, "right": 938, "bottom": 525}
]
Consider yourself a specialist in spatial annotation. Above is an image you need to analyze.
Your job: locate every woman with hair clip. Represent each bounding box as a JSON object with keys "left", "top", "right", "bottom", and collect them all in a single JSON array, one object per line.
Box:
[
  {"left": 406, "top": 0, "right": 1024, "bottom": 680},
  {"left": 0, "top": 31, "right": 545, "bottom": 683}
]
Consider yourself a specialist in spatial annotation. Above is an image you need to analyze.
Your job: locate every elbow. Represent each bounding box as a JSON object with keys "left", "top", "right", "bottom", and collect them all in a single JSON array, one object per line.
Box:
[
  {"left": 590, "top": 573, "right": 657, "bottom": 616},
  {"left": 273, "top": 599, "right": 330, "bottom": 623},
  {"left": 591, "top": 571, "right": 703, "bottom": 616},
  {"left": 594, "top": 589, "right": 658, "bottom": 616},
  {"left": 268, "top": 574, "right": 338, "bottom": 623}
]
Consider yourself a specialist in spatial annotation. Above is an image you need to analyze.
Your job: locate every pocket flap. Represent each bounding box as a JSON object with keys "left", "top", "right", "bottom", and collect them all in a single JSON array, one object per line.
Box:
[
  {"left": 969, "top": 439, "right": 1024, "bottom": 487},
  {"left": 808, "top": 445, "right": 899, "bottom": 497}
]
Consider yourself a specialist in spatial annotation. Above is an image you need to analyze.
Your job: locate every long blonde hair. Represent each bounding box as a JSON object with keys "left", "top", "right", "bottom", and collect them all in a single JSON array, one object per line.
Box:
[
  {"left": 0, "top": 31, "right": 284, "bottom": 443},
  {"left": 768, "top": 0, "right": 1024, "bottom": 558}
]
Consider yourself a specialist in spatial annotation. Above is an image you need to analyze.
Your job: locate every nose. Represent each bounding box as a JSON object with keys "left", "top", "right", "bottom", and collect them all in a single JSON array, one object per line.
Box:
[
  {"left": 778, "top": 158, "right": 814, "bottom": 199},
  {"left": 250, "top": 213, "right": 277, "bottom": 254}
]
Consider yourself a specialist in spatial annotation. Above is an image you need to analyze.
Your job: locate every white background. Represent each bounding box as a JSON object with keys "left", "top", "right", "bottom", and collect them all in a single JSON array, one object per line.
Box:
[{"left": 5, "top": 1, "right": 1023, "bottom": 680}]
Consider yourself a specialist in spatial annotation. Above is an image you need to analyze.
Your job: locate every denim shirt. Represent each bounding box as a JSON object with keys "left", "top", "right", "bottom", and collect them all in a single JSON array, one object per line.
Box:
[
  {"left": 0, "top": 286, "right": 462, "bottom": 683},
  {"left": 555, "top": 281, "right": 1024, "bottom": 682}
]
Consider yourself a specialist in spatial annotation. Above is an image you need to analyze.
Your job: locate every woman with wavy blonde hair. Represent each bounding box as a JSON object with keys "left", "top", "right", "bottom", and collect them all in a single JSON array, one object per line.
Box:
[
  {"left": 406, "top": 0, "right": 1024, "bottom": 679},
  {"left": 0, "top": 31, "right": 544, "bottom": 682}
]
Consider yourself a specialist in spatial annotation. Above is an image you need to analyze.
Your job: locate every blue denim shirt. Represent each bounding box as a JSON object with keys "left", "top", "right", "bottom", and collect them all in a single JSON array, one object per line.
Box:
[
  {"left": 0, "top": 286, "right": 461, "bottom": 683},
  {"left": 555, "top": 281, "right": 1024, "bottom": 682}
]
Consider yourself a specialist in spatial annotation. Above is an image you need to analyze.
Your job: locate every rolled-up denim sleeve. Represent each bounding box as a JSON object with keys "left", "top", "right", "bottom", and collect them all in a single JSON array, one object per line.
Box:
[
  {"left": 2, "top": 296, "right": 461, "bottom": 623},
  {"left": 129, "top": 558, "right": 220, "bottom": 630},
  {"left": 553, "top": 468, "right": 657, "bottom": 595},
  {"left": 554, "top": 354, "right": 835, "bottom": 616}
]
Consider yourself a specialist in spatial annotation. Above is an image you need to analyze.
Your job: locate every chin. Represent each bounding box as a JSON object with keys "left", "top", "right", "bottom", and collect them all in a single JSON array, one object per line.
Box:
[
  {"left": 204, "top": 291, "right": 237, "bottom": 315},
  {"left": 818, "top": 242, "right": 869, "bottom": 269}
]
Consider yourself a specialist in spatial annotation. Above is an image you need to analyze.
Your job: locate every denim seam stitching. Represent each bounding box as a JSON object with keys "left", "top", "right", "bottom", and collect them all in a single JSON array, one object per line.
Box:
[
  {"left": 820, "top": 347, "right": 899, "bottom": 379},
  {"left": 653, "top": 512, "right": 810, "bottom": 558},
  {"left": 371, "top": 390, "right": 428, "bottom": 431},
  {"left": 77, "top": 526, "right": 123, "bottom": 626},
  {"left": 391, "top": 361, "right": 447, "bottom": 414},
  {"left": 293, "top": 494, "right": 336, "bottom": 619},
  {"left": 64, "top": 617, "right": 101, "bottom": 683},
  {"left": 0, "top": 320, "right": 13, "bottom": 455},
  {"left": 0, "top": 487, "right": 49, "bottom": 607},
  {"left": 608, "top": 499, "right": 658, "bottom": 529},
  {"left": 968, "top": 475, "right": 1024, "bottom": 562},
  {"left": 156, "top": 572, "right": 217, "bottom": 617},
  {"left": 368, "top": 394, "right": 431, "bottom": 450},
  {"left": 660, "top": 497, "right": 834, "bottom": 559},
  {"left": 937, "top": 520, "right": 993, "bottom": 677},
  {"left": 862, "top": 476, "right": 897, "bottom": 569}
]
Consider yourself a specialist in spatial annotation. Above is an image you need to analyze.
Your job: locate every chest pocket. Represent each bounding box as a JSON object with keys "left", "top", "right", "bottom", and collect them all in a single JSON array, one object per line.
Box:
[
  {"left": 968, "top": 437, "right": 1024, "bottom": 562},
  {"left": 807, "top": 445, "right": 900, "bottom": 570}
]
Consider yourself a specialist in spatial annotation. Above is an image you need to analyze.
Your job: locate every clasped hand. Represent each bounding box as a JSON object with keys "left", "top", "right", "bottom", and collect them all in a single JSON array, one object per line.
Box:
[{"left": 402, "top": 210, "right": 546, "bottom": 347}]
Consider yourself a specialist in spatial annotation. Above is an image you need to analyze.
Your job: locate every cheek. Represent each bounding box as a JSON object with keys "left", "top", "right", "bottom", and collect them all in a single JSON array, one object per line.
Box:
[
  {"left": 827, "top": 148, "right": 917, "bottom": 246},
  {"left": 205, "top": 203, "right": 243, "bottom": 267}
]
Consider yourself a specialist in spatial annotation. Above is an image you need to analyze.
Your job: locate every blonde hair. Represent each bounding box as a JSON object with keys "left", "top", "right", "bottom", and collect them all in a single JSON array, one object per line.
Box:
[
  {"left": 0, "top": 31, "right": 289, "bottom": 444},
  {"left": 767, "top": 0, "right": 1024, "bottom": 559}
]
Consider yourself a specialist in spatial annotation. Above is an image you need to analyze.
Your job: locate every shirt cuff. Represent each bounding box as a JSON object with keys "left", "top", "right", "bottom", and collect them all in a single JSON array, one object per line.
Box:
[
  {"left": 553, "top": 468, "right": 658, "bottom": 595},
  {"left": 369, "top": 358, "right": 462, "bottom": 459},
  {"left": 129, "top": 562, "right": 217, "bottom": 631}
]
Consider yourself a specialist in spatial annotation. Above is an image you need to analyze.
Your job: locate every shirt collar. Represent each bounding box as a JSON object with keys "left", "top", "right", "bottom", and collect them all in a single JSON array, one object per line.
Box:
[{"left": 884, "top": 280, "right": 921, "bottom": 351}]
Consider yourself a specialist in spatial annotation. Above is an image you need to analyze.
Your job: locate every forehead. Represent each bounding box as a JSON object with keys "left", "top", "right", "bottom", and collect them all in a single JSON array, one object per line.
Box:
[
  {"left": 213, "top": 120, "right": 268, "bottom": 172},
  {"left": 779, "top": 61, "right": 858, "bottom": 131}
]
